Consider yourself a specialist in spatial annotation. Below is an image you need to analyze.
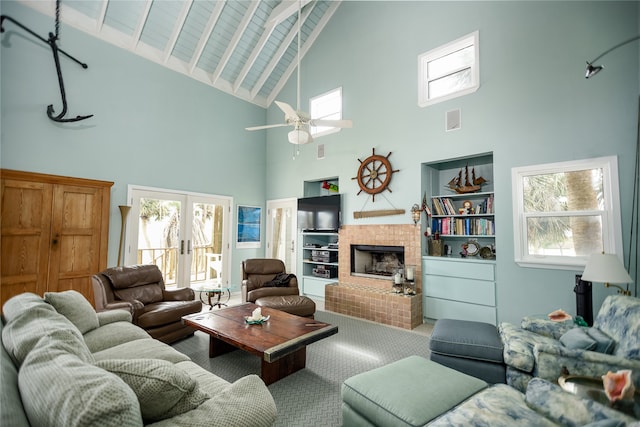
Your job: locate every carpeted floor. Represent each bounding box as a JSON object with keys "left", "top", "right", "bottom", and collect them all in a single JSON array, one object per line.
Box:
[{"left": 172, "top": 310, "right": 432, "bottom": 426}]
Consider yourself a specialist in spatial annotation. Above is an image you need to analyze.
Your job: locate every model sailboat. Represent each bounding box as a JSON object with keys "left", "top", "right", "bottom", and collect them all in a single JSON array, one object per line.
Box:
[{"left": 446, "top": 165, "right": 488, "bottom": 194}]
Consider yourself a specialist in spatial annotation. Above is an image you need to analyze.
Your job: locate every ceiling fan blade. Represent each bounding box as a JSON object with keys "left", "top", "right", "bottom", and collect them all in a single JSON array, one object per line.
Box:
[
  {"left": 245, "top": 123, "right": 289, "bottom": 131},
  {"left": 309, "top": 119, "right": 353, "bottom": 128},
  {"left": 274, "top": 100, "right": 299, "bottom": 119}
]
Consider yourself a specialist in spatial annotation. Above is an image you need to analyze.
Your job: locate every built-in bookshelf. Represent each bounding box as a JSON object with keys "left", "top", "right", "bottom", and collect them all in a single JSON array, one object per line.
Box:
[
  {"left": 421, "top": 152, "right": 497, "bottom": 324},
  {"left": 422, "top": 153, "right": 495, "bottom": 259}
]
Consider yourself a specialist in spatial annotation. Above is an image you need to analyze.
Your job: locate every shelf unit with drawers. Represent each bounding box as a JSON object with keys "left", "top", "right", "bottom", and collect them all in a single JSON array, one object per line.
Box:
[{"left": 421, "top": 152, "right": 497, "bottom": 324}]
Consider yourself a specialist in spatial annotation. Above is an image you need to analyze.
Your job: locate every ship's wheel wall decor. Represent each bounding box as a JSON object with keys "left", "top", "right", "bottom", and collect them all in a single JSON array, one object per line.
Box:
[{"left": 352, "top": 148, "right": 400, "bottom": 202}]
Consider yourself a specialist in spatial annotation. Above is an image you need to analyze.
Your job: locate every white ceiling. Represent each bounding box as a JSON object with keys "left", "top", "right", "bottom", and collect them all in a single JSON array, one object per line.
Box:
[{"left": 20, "top": 0, "right": 342, "bottom": 108}]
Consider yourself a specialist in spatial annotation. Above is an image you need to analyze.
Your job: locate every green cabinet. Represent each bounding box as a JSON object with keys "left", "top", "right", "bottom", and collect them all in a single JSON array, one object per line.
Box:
[{"left": 422, "top": 257, "right": 497, "bottom": 324}]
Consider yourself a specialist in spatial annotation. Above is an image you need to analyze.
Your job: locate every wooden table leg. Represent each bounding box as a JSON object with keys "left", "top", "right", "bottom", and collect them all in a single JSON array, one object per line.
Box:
[
  {"left": 209, "top": 336, "right": 237, "bottom": 358},
  {"left": 261, "top": 347, "right": 306, "bottom": 385}
]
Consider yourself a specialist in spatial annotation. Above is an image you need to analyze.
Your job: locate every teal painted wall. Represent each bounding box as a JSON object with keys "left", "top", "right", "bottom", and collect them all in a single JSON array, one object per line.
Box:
[
  {"left": 264, "top": 1, "right": 639, "bottom": 323},
  {"left": 2, "top": 1, "right": 638, "bottom": 322},
  {"left": 0, "top": 1, "right": 267, "bottom": 287}
]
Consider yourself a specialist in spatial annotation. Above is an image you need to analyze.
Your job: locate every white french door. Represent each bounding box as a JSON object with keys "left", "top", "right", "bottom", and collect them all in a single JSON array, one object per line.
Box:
[
  {"left": 125, "top": 186, "right": 231, "bottom": 288},
  {"left": 265, "top": 198, "right": 298, "bottom": 274}
]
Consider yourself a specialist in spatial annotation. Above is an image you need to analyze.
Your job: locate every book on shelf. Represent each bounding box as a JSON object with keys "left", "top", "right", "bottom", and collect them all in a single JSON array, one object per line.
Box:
[
  {"left": 431, "top": 194, "right": 494, "bottom": 216},
  {"left": 431, "top": 217, "right": 495, "bottom": 236}
]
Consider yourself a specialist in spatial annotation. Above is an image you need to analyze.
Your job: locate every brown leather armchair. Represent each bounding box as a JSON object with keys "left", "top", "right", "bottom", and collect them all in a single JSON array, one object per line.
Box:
[
  {"left": 241, "top": 258, "right": 315, "bottom": 317},
  {"left": 92, "top": 264, "right": 202, "bottom": 344}
]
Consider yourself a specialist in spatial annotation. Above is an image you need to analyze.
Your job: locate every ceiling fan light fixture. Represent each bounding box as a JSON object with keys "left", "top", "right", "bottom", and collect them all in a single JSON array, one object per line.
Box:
[{"left": 288, "top": 128, "right": 311, "bottom": 145}]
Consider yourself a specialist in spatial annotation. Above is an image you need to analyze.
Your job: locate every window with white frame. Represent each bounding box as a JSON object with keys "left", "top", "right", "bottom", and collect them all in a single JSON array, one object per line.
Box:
[
  {"left": 418, "top": 31, "right": 479, "bottom": 107},
  {"left": 310, "top": 87, "right": 343, "bottom": 137},
  {"left": 512, "top": 156, "right": 624, "bottom": 270}
]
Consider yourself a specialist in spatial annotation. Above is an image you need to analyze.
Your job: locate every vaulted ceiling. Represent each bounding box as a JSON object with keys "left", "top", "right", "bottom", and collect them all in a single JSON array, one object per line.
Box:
[{"left": 21, "top": 0, "right": 342, "bottom": 108}]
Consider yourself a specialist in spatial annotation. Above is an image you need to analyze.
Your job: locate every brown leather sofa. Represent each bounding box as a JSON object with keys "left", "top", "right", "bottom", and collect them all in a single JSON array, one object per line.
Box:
[
  {"left": 241, "top": 258, "right": 315, "bottom": 317},
  {"left": 92, "top": 264, "right": 202, "bottom": 343}
]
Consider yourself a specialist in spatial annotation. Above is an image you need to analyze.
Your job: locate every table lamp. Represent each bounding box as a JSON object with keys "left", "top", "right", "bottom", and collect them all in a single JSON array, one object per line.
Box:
[{"left": 581, "top": 253, "right": 633, "bottom": 296}]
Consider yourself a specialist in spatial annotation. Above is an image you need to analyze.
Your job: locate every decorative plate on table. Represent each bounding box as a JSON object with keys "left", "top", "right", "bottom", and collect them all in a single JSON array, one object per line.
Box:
[{"left": 244, "top": 315, "right": 270, "bottom": 325}]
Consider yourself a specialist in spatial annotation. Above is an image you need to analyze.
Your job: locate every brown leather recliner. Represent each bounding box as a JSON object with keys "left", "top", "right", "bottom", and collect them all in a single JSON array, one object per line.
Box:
[
  {"left": 92, "top": 264, "right": 202, "bottom": 344},
  {"left": 241, "top": 258, "right": 315, "bottom": 317}
]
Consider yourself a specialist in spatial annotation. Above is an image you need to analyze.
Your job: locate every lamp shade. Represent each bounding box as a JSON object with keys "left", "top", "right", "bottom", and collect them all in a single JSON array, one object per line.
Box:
[{"left": 581, "top": 253, "right": 633, "bottom": 284}]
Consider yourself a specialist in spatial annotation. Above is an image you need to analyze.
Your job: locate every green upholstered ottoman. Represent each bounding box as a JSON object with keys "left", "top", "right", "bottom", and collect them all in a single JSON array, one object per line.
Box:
[{"left": 341, "top": 356, "right": 487, "bottom": 427}]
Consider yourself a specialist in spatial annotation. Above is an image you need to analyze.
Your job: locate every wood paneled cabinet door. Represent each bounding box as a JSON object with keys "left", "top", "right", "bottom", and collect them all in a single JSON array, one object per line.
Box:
[{"left": 1, "top": 170, "right": 113, "bottom": 307}]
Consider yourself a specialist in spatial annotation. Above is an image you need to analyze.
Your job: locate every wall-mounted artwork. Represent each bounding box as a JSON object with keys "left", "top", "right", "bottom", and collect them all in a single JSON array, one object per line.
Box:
[{"left": 237, "top": 205, "right": 261, "bottom": 248}]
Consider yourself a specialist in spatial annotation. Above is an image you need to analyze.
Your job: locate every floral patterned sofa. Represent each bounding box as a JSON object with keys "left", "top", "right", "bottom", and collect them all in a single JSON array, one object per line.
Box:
[
  {"left": 342, "top": 355, "right": 639, "bottom": 426},
  {"left": 499, "top": 294, "right": 640, "bottom": 392}
]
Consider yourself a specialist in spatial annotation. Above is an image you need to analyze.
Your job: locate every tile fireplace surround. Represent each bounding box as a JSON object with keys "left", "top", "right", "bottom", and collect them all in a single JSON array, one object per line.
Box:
[{"left": 325, "top": 224, "right": 423, "bottom": 329}]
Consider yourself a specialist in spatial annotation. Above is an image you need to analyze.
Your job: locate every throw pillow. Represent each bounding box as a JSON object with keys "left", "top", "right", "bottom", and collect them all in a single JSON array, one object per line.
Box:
[
  {"left": 585, "top": 327, "right": 616, "bottom": 354},
  {"left": 95, "top": 359, "right": 209, "bottom": 422},
  {"left": 559, "top": 327, "right": 597, "bottom": 351},
  {"left": 19, "top": 333, "right": 141, "bottom": 427},
  {"left": 44, "top": 290, "right": 99, "bottom": 334}
]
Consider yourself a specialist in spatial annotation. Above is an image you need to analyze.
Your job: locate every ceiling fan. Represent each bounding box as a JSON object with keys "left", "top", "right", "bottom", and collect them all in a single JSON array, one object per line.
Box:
[{"left": 245, "top": 1, "right": 352, "bottom": 145}]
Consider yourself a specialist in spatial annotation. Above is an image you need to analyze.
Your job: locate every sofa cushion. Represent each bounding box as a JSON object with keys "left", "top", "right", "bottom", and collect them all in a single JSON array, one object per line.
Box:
[
  {"left": 96, "top": 358, "right": 208, "bottom": 422},
  {"left": 45, "top": 290, "right": 100, "bottom": 334},
  {"left": 103, "top": 264, "right": 164, "bottom": 289},
  {"left": 135, "top": 300, "right": 203, "bottom": 329},
  {"left": 524, "top": 377, "right": 638, "bottom": 426},
  {"left": 343, "top": 356, "right": 487, "bottom": 426},
  {"left": 2, "top": 296, "right": 91, "bottom": 367},
  {"left": 499, "top": 322, "right": 559, "bottom": 372},
  {"left": 83, "top": 321, "right": 151, "bottom": 353},
  {"left": 19, "top": 331, "right": 142, "bottom": 427},
  {"left": 2, "top": 292, "right": 56, "bottom": 321},
  {"left": 594, "top": 295, "right": 640, "bottom": 359},
  {"left": 560, "top": 327, "right": 597, "bottom": 351},
  {"left": 428, "top": 383, "right": 558, "bottom": 427},
  {"left": 586, "top": 328, "right": 616, "bottom": 354},
  {"left": 0, "top": 321, "right": 30, "bottom": 427},
  {"left": 147, "top": 362, "right": 277, "bottom": 427},
  {"left": 92, "top": 338, "right": 191, "bottom": 364}
]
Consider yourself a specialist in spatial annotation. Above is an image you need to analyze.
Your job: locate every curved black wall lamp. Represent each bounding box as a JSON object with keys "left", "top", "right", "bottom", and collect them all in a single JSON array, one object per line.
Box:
[{"left": 585, "top": 35, "right": 640, "bottom": 78}]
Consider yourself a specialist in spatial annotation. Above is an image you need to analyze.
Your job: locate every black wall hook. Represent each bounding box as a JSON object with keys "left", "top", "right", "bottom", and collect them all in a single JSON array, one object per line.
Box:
[{"left": 1, "top": 15, "right": 93, "bottom": 123}]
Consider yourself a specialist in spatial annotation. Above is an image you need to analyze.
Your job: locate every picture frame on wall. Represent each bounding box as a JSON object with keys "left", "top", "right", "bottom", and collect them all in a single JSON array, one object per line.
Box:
[{"left": 236, "top": 205, "right": 261, "bottom": 248}]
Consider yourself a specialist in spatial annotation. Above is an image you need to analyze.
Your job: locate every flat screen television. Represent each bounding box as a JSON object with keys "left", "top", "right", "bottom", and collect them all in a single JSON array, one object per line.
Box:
[{"left": 297, "top": 194, "right": 341, "bottom": 232}]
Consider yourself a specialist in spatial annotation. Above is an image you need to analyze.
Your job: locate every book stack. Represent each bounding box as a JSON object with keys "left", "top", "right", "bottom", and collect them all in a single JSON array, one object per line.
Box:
[{"left": 431, "top": 218, "right": 495, "bottom": 236}]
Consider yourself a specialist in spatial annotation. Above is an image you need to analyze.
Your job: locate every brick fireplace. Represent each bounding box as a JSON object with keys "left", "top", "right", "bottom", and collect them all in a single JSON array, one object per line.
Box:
[{"left": 325, "top": 224, "right": 423, "bottom": 329}]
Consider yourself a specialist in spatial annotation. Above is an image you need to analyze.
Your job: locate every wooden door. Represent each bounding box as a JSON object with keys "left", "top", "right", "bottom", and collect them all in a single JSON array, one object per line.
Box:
[
  {"left": 1, "top": 179, "right": 53, "bottom": 304},
  {"left": 47, "top": 184, "right": 108, "bottom": 299}
]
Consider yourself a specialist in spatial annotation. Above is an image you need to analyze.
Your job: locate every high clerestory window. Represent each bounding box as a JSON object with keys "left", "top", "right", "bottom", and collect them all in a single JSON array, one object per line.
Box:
[
  {"left": 310, "top": 87, "right": 343, "bottom": 137},
  {"left": 512, "top": 156, "right": 624, "bottom": 270},
  {"left": 418, "top": 31, "right": 479, "bottom": 107}
]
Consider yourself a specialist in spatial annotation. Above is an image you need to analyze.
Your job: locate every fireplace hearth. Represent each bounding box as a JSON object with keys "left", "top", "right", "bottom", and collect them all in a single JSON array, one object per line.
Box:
[{"left": 325, "top": 224, "right": 423, "bottom": 329}]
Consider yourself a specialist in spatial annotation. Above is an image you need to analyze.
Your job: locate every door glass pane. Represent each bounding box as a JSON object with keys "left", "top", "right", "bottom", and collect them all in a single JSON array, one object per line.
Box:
[
  {"left": 137, "top": 198, "right": 181, "bottom": 285},
  {"left": 191, "top": 202, "right": 225, "bottom": 285},
  {"left": 269, "top": 207, "right": 294, "bottom": 269}
]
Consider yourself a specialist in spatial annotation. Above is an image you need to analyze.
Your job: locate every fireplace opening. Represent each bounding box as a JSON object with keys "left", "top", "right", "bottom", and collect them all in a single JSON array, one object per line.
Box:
[{"left": 350, "top": 245, "right": 405, "bottom": 280}]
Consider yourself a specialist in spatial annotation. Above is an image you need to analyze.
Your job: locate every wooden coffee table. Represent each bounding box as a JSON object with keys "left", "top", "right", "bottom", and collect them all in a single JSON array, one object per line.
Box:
[{"left": 182, "top": 303, "right": 338, "bottom": 385}]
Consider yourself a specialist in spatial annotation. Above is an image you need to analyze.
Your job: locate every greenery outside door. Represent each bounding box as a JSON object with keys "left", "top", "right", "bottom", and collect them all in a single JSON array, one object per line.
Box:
[{"left": 125, "top": 187, "right": 231, "bottom": 287}]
